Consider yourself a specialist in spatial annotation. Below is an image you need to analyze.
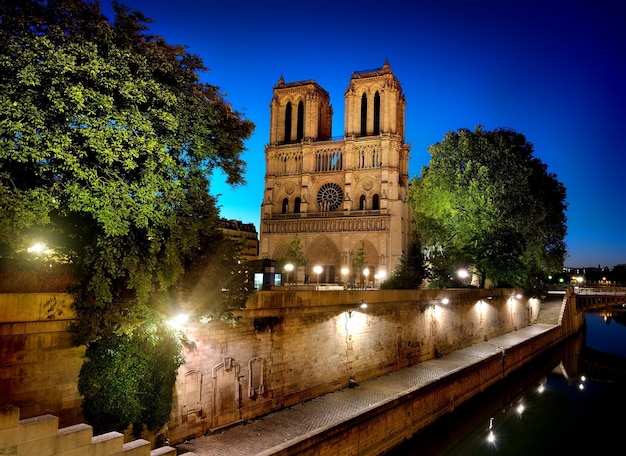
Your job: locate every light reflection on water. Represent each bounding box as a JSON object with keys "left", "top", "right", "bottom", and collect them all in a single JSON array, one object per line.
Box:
[{"left": 386, "top": 312, "right": 626, "bottom": 455}]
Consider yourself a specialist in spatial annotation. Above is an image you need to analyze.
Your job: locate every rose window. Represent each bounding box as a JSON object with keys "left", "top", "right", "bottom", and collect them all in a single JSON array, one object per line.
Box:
[{"left": 316, "top": 183, "right": 343, "bottom": 212}]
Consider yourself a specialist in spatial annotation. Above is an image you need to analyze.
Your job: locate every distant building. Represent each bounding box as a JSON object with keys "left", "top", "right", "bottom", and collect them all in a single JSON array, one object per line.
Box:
[
  {"left": 258, "top": 61, "right": 412, "bottom": 285},
  {"left": 221, "top": 218, "right": 259, "bottom": 260}
]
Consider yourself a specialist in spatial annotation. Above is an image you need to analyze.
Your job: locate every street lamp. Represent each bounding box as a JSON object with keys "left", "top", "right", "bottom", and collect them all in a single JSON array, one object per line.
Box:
[
  {"left": 341, "top": 267, "right": 349, "bottom": 287},
  {"left": 168, "top": 313, "right": 189, "bottom": 330},
  {"left": 284, "top": 263, "right": 294, "bottom": 287},
  {"left": 313, "top": 265, "right": 323, "bottom": 289},
  {"left": 576, "top": 276, "right": 584, "bottom": 289},
  {"left": 363, "top": 267, "right": 369, "bottom": 288},
  {"left": 374, "top": 270, "right": 386, "bottom": 288}
]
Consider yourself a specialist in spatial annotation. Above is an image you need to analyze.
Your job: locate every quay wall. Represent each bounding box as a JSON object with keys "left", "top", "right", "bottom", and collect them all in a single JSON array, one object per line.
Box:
[
  {"left": 0, "top": 288, "right": 581, "bottom": 447},
  {"left": 268, "top": 324, "right": 571, "bottom": 456},
  {"left": 0, "top": 405, "right": 184, "bottom": 456}
]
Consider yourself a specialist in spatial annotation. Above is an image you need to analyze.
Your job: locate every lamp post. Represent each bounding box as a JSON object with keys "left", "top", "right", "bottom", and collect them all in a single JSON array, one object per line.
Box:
[
  {"left": 341, "top": 267, "right": 349, "bottom": 288},
  {"left": 363, "top": 267, "right": 369, "bottom": 289},
  {"left": 576, "top": 276, "right": 584, "bottom": 290},
  {"left": 284, "top": 263, "right": 294, "bottom": 288},
  {"left": 313, "top": 265, "right": 323, "bottom": 289},
  {"left": 374, "top": 270, "right": 386, "bottom": 288}
]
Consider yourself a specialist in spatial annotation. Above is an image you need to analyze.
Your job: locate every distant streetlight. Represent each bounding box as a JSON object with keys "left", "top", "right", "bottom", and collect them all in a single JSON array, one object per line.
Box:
[
  {"left": 341, "top": 266, "right": 349, "bottom": 286},
  {"left": 313, "top": 265, "right": 323, "bottom": 289},
  {"left": 374, "top": 270, "right": 386, "bottom": 288},
  {"left": 457, "top": 268, "right": 469, "bottom": 280},
  {"left": 363, "top": 267, "right": 370, "bottom": 288},
  {"left": 284, "top": 263, "right": 294, "bottom": 287}
]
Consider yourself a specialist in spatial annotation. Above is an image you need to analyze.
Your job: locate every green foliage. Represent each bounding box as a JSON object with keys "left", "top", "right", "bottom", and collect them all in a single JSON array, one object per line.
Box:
[
  {"left": 380, "top": 239, "right": 428, "bottom": 289},
  {"left": 351, "top": 240, "right": 367, "bottom": 284},
  {"left": 0, "top": 0, "right": 254, "bottom": 333},
  {"left": 277, "top": 235, "right": 306, "bottom": 269},
  {"left": 408, "top": 126, "right": 567, "bottom": 295},
  {"left": 1, "top": 0, "right": 254, "bottom": 432},
  {"left": 78, "top": 322, "right": 184, "bottom": 435}
]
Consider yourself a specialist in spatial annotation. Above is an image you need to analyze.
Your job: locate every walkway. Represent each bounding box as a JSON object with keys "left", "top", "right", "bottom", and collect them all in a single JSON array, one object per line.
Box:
[{"left": 175, "top": 299, "right": 562, "bottom": 456}]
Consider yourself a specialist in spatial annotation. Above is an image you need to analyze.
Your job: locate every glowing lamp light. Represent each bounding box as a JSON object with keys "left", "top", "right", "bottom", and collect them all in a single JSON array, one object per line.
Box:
[
  {"left": 168, "top": 313, "right": 189, "bottom": 330},
  {"left": 348, "top": 300, "right": 368, "bottom": 317},
  {"left": 27, "top": 243, "right": 52, "bottom": 255}
]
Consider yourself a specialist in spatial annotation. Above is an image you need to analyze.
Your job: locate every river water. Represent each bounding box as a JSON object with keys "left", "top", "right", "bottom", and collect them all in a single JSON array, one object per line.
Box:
[{"left": 386, "top": 311, "right": 626, "bottom": 455}]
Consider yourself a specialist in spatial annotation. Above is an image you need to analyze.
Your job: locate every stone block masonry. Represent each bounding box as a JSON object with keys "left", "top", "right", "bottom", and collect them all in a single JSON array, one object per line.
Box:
[
  {"left": 1, "top": 288, "right": 547, "bottom": 446},
  {"left": 0, "top": 405, "right": 191, "bottom": 455}
]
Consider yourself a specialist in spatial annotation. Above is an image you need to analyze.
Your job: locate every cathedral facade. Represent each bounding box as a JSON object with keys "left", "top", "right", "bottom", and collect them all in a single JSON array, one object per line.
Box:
[{"left": 259, "top": 61, "right": 412, "bottom": 286}]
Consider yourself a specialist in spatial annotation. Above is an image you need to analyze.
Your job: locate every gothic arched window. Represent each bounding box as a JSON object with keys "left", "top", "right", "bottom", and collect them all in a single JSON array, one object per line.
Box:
[
  {"left": 284, "top": 102, "right": 292, "bottom": 143},
  {"left": 360, "top": 93, "right": 367, "bottom": 136},
  {"left": 297, "top": 101, "right": 304, "bottom": 141},
  {"left": 294, "top": 197, "right": 301, "bottom": 213},
  {"left": 359, "top": 194, "right": 366, "bottom": 210},
  {"left": 372, "top": 194, "right": 380, "bottom": 210},
  {"left": 282, "top": 198, "right": 289, "bottom": 214},
  {"left": 373, "top": 92, "right": 380, "bottom": 135}
]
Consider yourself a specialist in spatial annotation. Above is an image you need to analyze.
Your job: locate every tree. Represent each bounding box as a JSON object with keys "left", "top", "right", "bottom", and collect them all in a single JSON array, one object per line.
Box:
[
  {"left": 352, "top": 240, "right": 367, "bottom": 286},
  {"left": 380, "top": 238, "right": 428, "bottom": 289},
  {"left": 407, "top": 126, "right": 567, "bottom": 295},
  {"left": 0, "top": 0, "right": 254, "bottom": 432},
  {"left": 277, "top": 235, "right": 306, "bottom": 269},
  {"left": 277, "top": 235, "right": 306, "bottom": 283},
  {"left": 78, "top": 323, "right": 184, "bottom": 436}
]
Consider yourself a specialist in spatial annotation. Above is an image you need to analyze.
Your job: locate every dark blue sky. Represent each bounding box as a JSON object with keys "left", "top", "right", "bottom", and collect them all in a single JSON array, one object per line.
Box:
[{"left": 102, "top": 0, "right": 626, "bottom": 268}]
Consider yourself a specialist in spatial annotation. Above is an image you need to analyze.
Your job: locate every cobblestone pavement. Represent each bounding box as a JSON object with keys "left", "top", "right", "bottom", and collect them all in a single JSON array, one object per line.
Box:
[{"left": 174, "top": 320, "right": 558, "bottom": 456}]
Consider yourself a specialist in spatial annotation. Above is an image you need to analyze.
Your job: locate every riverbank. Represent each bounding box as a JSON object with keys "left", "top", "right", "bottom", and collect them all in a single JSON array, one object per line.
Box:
[{"left": 175, "top": 298, "right": 567, "bottom": 455}]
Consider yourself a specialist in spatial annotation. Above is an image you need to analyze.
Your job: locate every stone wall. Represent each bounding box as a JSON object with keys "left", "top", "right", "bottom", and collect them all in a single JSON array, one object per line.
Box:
[
  {"left": 167, "top": 288, "right": 540, "bottom": 443},
  {"left": 0, "top": 293, "right": 83, "bottom": 425},
  {"left": 0, "top": 405, "right": 185, "bottom": 455},
  {"left": 0, "top": 288, "right": 543, "bottom": 445}
]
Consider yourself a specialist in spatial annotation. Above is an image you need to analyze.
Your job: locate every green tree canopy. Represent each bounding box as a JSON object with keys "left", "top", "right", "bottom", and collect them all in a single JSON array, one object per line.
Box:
[
  {"left": 277, "top": 234, "right": 306, "bottom": 269},
  {"left": 381, "top": 237, "right": 428, "bottom": 289},
  {"left": 351, "top": 240, "right": 367, "bottom": 285},
  {"left": 0, "top": 0, "right": 254, "bottom": 434},
  {"left": 0, "top": 0, "right": 254, "bottom": 339},
  {"left": 408, "top": 126, "right": 567, "bottom": 295}
]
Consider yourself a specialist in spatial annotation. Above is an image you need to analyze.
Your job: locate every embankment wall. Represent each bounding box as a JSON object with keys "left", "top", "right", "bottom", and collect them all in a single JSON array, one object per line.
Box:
[{"left": 0, "top": 288, "right": 579, "bottom": 447}]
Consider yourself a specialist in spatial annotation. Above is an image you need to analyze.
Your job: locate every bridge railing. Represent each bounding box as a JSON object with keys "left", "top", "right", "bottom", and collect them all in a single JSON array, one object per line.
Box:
[
  {"left": 574, "top": 287, "right": 626, "bottom": 311},
  {"left": 574, "top": 286, "right": 626, "bottom": 295}
]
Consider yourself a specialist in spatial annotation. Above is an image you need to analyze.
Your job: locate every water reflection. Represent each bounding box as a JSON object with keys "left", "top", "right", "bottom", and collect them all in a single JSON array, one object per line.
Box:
[{"left": 387, "top": 312, "right": 626, "bottom": 455}]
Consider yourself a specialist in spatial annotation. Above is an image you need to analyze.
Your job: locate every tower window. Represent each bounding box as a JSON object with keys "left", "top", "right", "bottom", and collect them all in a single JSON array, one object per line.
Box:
[
  {"left": 284, "top": 102, "right": 292, "bottom": 143},
  {"left": 374, "top": 91, "right": 380, "bottom": 135},
  {"left": 359, "top": 194, "right": 366, "bottom": 210},
  {"left": 360, "top": 93, "right": 367, "bottom": 136},
  {"left": 282, "top": 198, "right": 289, "bottom": 214},
  {"left": 372, "top": 194, "right": 380, "bottom": 210},
  {"left": 297, "top": 101, "right": 304, "bottom": 141}
]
